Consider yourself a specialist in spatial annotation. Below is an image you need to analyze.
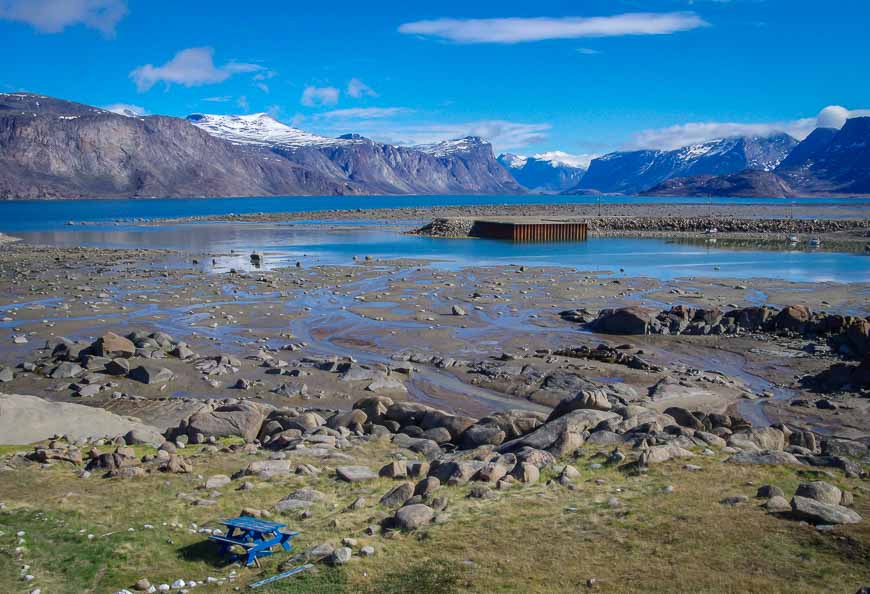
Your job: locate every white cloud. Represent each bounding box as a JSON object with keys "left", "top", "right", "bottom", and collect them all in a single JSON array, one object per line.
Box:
[
  {"left": 236, "top": 95, "right": 250, "bottom": 112},
  {"left": 256, "top": 82, "right": 269, "bottom": 93},
  {"left": 626, "top": 120, "right": 815, "bottom": 150},
  {"left": 301, "top": 85, "right": 340, "bottom": 107},
  {"left": 102, "top": 103, "right": 146, "bottom": 116},
  {"left": 130, "top": 47, "right": 263, "bottom": 92},
  {"left": 0, "top": 0, "right": 127, "bottom": 35},
  {"left": 626, "top": 104, "right": 870, "bottom": 150},
  {"left": 533, "top": 150, "right": 597, "bottom": 169},
  {"left": 347, "top": 78, "right": 378, "bottom": 98},
  {"left": 816, "top": 105, "right": 870, "bottom": 129},
  {"left": 318, "top": 107, "right": 412, "bottom": 119},
  {"left": 203, "top": 96, "right": 232, "bottom": 103},
  {"left": 577, "top": 47, "right": 602, "bottom": 55},
  {"left": 398, "top": 12, "right": 708, "bottom": 44}
]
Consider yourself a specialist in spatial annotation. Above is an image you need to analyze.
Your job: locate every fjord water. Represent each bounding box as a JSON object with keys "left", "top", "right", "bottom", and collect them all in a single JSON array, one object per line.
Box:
[
  {"left": 2, "top": 196, "right": 868, "bottom": 283},
  {"left": 2, "top": 194, "right": 869, "bottom": 232}
]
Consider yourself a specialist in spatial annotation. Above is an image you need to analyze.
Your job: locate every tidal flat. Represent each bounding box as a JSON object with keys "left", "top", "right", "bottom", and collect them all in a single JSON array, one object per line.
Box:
[{"left": 0, "top": 202, "right": 868, "bottom": 593}]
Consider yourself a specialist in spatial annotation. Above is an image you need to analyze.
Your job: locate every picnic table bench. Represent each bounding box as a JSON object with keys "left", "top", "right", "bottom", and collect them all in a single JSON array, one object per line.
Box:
[{"left": 208, "top": 516, "right": 299, "bottom": 567}]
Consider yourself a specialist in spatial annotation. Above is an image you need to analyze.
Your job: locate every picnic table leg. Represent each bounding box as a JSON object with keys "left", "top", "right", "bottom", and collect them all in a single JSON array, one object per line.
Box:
[
  {"left": 218, "top": 527, "right": 235, "bottom": 556},
  {"left": 279, "top": 533, "right": 293, "bottom": 552}
]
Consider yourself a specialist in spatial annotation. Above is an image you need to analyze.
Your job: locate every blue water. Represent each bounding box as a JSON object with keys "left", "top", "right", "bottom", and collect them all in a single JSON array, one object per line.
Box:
[
  {"left": 11, "top": 221, "right": 870, "bottom": 283},
  {"left": 1, "top": 194, "right": 868, "bottom": 232}
]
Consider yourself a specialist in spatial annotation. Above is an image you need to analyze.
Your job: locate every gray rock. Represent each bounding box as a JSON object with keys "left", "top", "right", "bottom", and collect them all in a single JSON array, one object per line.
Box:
[
  {"left": 380, "top": 482, "right": 414, "bottom": 507},
  {"left": 499, "top": 409, "right": 619, "bottom": 457},
  {"left": 790, "top": 496, "right": 862, "bottom": 525},
  {"left": 187, "top": 402, "right": 265, "bottom": 441},
  {"left": 330, "top": 547, "right": 352, "bottom": 565},
  {"left": 414, "top": 477, "right": 441, "bottom": 497},
  {"left": 128, "top": 365, "right": 174, "bottom": 385},
  {"left": 394, "top": 504, "right": 434, "bottom": 530},
  {"left": 764, "top": 495, "right": 791, "bottom": 513},
  {"left": 205, "top": 475, "right": 231, "bottom": 489},
  {"left": 795, "top": 481, "right": 843, "bottom": 506},
  {"left": 725, "top": 450, "right": 800, "bottom": 466},
  {"left": 756, "top": 485, "right": 785, "bottom": 499},
  {"left": 336, "top": 466, "right": 378, "bottom": 482},
  {"left": 50, "top": 362, "right": 84, "bottom": 379}
]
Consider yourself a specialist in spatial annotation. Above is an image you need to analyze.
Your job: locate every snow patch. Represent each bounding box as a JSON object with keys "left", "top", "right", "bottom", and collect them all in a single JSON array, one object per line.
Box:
[{"left": 187, "top": 113, "right": 350, "bottom": 148}]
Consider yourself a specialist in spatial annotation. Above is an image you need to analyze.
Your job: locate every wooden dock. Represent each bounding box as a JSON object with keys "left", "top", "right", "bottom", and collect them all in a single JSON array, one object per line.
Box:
[{"left": 469, "top": 218, "right": 588, "bottom": 242}]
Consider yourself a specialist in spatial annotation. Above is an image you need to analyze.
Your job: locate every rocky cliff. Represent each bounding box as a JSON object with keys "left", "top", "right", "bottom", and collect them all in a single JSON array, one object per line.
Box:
[{"left": 0, "top": 93, "right": 523, "bottom": 199}]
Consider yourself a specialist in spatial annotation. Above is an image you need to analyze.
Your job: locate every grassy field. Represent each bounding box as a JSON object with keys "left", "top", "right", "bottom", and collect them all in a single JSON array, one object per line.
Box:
[{"left": 1, "top": 439, "right": 868, "bottom": 594}]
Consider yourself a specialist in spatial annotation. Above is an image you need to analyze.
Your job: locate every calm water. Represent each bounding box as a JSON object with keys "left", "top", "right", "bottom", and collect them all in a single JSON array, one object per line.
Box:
[
  {"left": 11, "top": 221, "right": 870, "bottom": 283},
  {"left": 1, "top": 194, "right": 869, "bottom": 232}
]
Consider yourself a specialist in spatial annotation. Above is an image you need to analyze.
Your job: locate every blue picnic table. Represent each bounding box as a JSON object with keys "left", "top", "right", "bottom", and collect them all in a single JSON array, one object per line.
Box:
[{"left": 208, "top": 516, "right": 299, "bottom": 567}]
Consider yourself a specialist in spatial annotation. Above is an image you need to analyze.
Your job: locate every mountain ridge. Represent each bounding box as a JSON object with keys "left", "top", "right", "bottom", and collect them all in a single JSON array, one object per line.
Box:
[{"left": 0, "top": 93, "right": 523, "bottom": 199}]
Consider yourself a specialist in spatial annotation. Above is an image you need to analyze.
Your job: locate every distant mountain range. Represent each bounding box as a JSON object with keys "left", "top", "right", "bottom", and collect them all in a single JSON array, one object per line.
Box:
[
  {"left": 497, "top": 152, "right": 587, "bottom": 192},
  {"left": 641, "top": 118, "right": 870, "bottom": 197},
  {"left": 0, "top": 93, "right": 522, "bottom": 199},
  {"left": 1, "top": 92, "right": 868, "bottom": 199},
  {"left": 568, "top": 133, "right": 799, "bottom": 195}
]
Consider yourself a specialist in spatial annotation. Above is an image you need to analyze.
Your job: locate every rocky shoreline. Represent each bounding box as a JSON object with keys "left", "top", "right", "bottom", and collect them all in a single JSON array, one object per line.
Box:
[{"left": 415, "top": 215, "right": 870, "bottom": 246}]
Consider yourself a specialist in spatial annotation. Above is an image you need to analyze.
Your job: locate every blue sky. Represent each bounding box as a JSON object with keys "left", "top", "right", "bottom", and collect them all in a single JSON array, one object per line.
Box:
[{"left": 3, "top": 0, "right": 870, "bottom": 161}]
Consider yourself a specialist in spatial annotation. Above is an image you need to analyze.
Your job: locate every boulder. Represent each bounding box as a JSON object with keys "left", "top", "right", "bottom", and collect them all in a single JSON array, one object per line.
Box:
[
  {"left": 728, "top": 427, "right": 785, "bottom": 451},
  {"left": 429, "top": 460, "right": 485, "bottom": 486},
  {"left": 795, "top": 481, "right": 843, "bottom": 506},
  {"left": 241, "top": 459, "right": 294, "bottom": 478},
  {"left": 93, "top": 332, "right": 136, "bottom": 358},
  {"left": 591, "top": 307, "right": 656, "bottom": 335},
  {"left": 275, "top": 488, "right": 327, "bottom": 511},
  {"left": 385, "top": 402, "right": 432, "bottom": 426},
  {"left": 772, "top": 305, "right": 812, "bottom": 332},
  {"left": 104, "top": 358, "right": 131, "bottom": 376},
  {"left": 336, "top": 466, "right": 378, "bottom": 482},
  {"left": 187, "top": 402, "right": 265, "bottom": 441},
  {"left": 159, "top": 454, "right": 192, "bottom": 474},
  {"left": 420, "top": 410, "right": 477, "bottom": 440},
  {"left": 459, "top": 423, "right": 506, "bottom": 449},
  {"left": 353, "top": 396, "right": 394, "bottom": 424},
  {"left": 642, "top": 444, "right": 694, "bottom": 465},
  {"left": 414, "top": 477, "right": 441, "bottom": 497},
  {"left": 50, "top": 362, "right": 84, "bottom": 379},
  {"left": 764, "top": 496, "right": 791, "bottom": 513},
  {"left": 128, "top": 365, "right": 174, "bottom": 385},
  {"left": 547, "top": 390, "right": 612, "bottom": 421},
  {"left": 327, "top": 410, "right": 367, "bottom": 430},
  {"left": 380, "top": 482, "right": 414, "bottom": 507},
  {"left": 499, "top": 409, "right": 619, "bottom": 457},
  {"left": 790, "top": 496, "right": 862, "bottom": 525},
  {"left": 284, "top": 412, "right": 325, "bottom": 432},
  {"left": 511, "top": 462, "right": 540, "bottom": 483},
  {"left": 478, "top": 410, "right": 547, "bottom": 440},
  {"left": 394, "top": 504, "right": 434, "bottom": 530},
  {"left": 124, "top": 428, "right": 164, "bottom": 447},
  {"left": 663, "top": 407, "right": 705, "bottom": 431},
  {"left": 378, "top": 460, "right": 406, "bottom": 478},
  {"left": 0, "top": 393, "right": 163, "bottom": 445},
  {"left": 205, "top": 475, "right": 231, "bottom": 489},
  {"left": 725, "top": 450, "right": 800, "bottom": 466}
]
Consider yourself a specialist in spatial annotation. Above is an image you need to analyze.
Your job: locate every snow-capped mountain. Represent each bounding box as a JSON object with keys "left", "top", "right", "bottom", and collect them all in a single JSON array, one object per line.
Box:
[
  {"left": 187, "top": 113, "right": 346, "bottom": 148},
  {"left": 498, "top": 151, "right": 589, "bottom": 192},
  {"left": 0, "top": 93, "right": 523, "bottom": 198},
  {"left": 570, "top": 133, "right": 798, "bottom": 194},
  {"left": 641, "top": 119, "right": 870, "bottom": 197},
  {"left": 776, "top": 117, "right": 870, "bottom": 194}
]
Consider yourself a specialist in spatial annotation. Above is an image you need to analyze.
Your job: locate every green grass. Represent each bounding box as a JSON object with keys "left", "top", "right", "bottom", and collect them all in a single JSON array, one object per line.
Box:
[{"left": 1, "top": 442, "right": 868, "bottom": 593}]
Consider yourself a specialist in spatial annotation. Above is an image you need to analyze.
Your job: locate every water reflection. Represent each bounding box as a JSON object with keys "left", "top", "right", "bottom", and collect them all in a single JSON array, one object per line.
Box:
[{"left": 13, "top": 222, "right": 870, "bottom": 283}]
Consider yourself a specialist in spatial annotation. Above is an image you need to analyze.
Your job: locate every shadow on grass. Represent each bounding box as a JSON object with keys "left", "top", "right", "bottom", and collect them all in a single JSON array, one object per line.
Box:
[{"left": 177, "top": 540, "right": 228, "bottom": 567}]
